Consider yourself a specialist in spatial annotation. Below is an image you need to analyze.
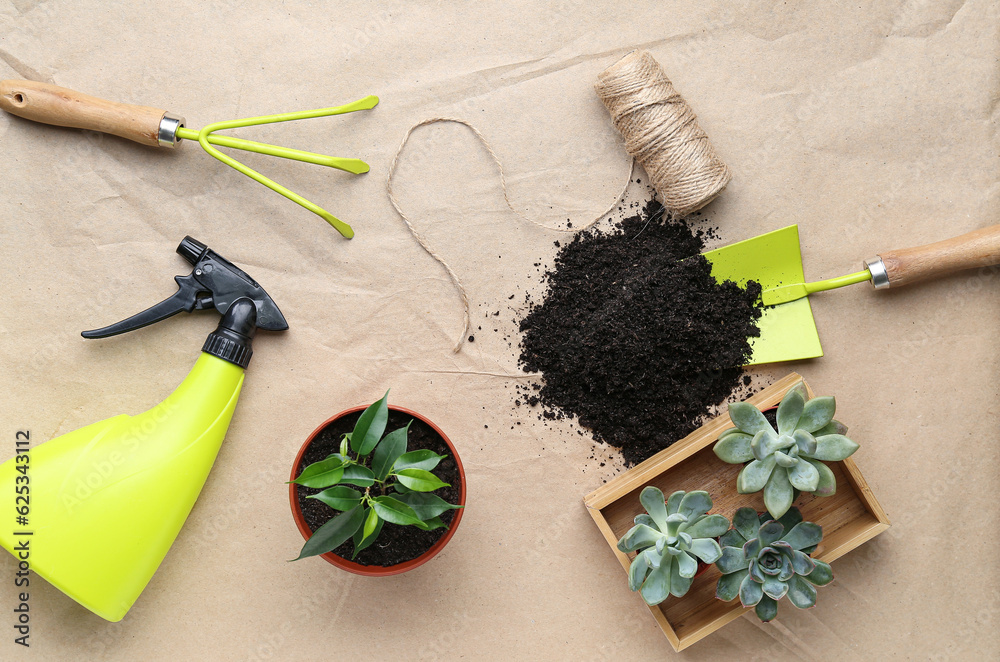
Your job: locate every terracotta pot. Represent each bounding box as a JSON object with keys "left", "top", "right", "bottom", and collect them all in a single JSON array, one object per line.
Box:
[{"left": 289, "top": 405, "right": 466, "bottom": 577}]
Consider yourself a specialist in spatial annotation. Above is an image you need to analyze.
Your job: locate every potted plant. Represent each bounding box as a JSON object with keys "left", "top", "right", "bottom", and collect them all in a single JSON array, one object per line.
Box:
[
  {"left": 288, "top": 391, "right": 465, "bottom": 576},
  {"left": 715, "top": 506, "right": 834, "bottom": 622},
  {"left": 616, "top": 487, "right": 729, "bottom": 604},
  {"left": 713, "top": 380, "right": 859, "bottom": 518}
]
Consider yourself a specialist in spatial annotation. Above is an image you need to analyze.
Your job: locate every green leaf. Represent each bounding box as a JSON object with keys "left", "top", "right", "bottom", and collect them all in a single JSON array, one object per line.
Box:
[
  {"left": 665, "top": 490, "right": 685, "bottom": 515},
  {"left": 804, "top": 559, "right": 834, "bottom": 586},
  {"left": 814, "top": 419, "right": 849, "bottom": 437},
  {"left": 362, "top": 507, "right": 379, "bottom": 538},
  {"left": 669, "top": 555, "right": 695, "bottom": 598},
  {"left": 776, "top": 387, "right": 805, "bottom": 435},
  {"left": 787, "top": 574, "right": 818, "bottom": 608},
  {"left": 640, "top": 486, "right": 669, "bottom": 531},
  {"left": 634, "top": 513, "right": 656, "bottom": 528},
  {"left": 682, "top": 514, "right": 730, "bottom": 539},
  {"left": 291, "top": 506, "right": 365, "bottom": 561},
  {"left": 782, "top": 522, "right": 823, "bottom": 551},
  {"left": 774, "top": 450, "right": 797, "bottom": 468},
  {"left": 350, "top": 508, "right": 381, "bottom": 559},
  {"left": 729, "top": 402, "right": 773, "bottom": 435},
  {"left": 774, "top": 507, "right": 803, "bottom": 533},
  {"left": 308, "top": 485, "right": 363, "bottom": 511},
  {"left": 371, "top": 496, "right": 426, "bottom": 527},
  {"left": 394, "top": 449, "right": 446, "bottom": 472},
  {"left": 678, "top": 491, "right": 712, "bottom": 521},
  {"left": 372, "top": 424, "right": 409, "bottom": 481},
  {"left": 803, "top": 458, "right": 837, "bottom": 497},
  {"left": 353, "top": 510, "right": 384, "bottom": 557},
  {"left": 665, "top": 513, "right": 687, "bottom": 538},
  {"left": 290, "top": 457, "right": 345, "bottom": 488},
  {"left": 351, "top": 390, "right": 389, "bottom": 455},
  {"left": 743, "top": 537, "right": 761, "bottom": 560},
  {"left": 757, "top": 520, "right": 785, "bottom": 547},
  {"left": 790, "top": 549, "right": 816, "bottom": 576},
  {"left": 755, "top": 595, "right": 779, "bottom": 622},
  {"left": 676, "top": 550, "right": 698, "bottom": 578},
  {"left": 339, "top": 437, "right": 349, "bottom": 457},
  {"left": 414, "top": 516, "right": 448, "bottom": 531},
  {"left": 719, "top": 529, "right": 746, "bottom": 548},
  {"left": 714, "top": 432, "right": 755, "bottom": 464},
  {"left": 778, "top": 555, "right": 795, "bottom": 581},
  {"left": 641, "top": 547, "right": 662, "bottom": 569},
  {"left": 393, "top": 482, "right": 412, "bottom": 494},
  {"left": 763, "top": 465, "right": 794, "bottom": 519},
  {"left": 617, "top": 523, "right": 663, "bottom": 553},
  {"left": 395, "top": 491, "right": 462, "bottom": 520},
  {"left": 810, "top": 434, "right": 859, "bottom": 461},
  {"left": 748, "top": 558, "right": 766, "bottom": 583},
  {"left": 798, "top": 396, "right": 836, "bottom": 433},
  {"left": 687, "top": 537, "right": 722, "bottom": 563},
  {"left": 737, "top": 455, "right": 776, "bottom": 493},
  {"left": 628, "top": 551, "right": 652, "bottom": 591},
  {"left": 788, "top": 457, "right": 820, "bottom": 492},
  {"left": 716, "top": 568, "right": 748, "bottom": 602},
  {"left": 640, "top": 557, "right": 672, "bottom": 605},
  {"left": 762, "top": 576, "right": 789, "bottom": 600},
  {"left": 716, "top": 546, "right": 750, "bottom": 573},
  {"left": 731, "top": 507, "right": 758, "bottom": 542},
  {"left": 793, "top": 429, "right": 818, "bottom": 456},
  {"left": 339, "top": 464, "right": 376, "bottom": 487},
  {"left": 717, "top": 427, "right": 740, "bottom": 441},
  {"left": 395, "top": 468, "right": 449, "bottom": 492},
  {"left": 739, "top": 573, "right": 764, "bottom": 607}
]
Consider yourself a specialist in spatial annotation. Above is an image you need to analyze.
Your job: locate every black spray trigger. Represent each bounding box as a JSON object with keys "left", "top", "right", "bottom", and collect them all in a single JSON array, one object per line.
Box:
[{"left": 82, "top": 237, "right": 288, "bottom": 339}]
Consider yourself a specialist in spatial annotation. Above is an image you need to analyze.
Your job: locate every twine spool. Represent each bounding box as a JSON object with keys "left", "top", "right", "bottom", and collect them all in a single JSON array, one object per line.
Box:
[{"left": 595, "top": 50, "right": 731, "bottom": 218}]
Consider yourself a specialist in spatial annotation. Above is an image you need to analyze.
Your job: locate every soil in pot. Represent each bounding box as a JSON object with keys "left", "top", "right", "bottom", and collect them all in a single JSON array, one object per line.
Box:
[
  {"left": 517, "top": 198, "right": 764, "bottom": 466},
  {"left": 294, "top": 409, "right": 461, "bottom": 567}
]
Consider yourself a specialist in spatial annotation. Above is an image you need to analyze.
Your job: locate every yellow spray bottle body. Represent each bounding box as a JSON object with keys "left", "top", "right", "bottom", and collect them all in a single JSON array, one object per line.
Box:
[
  {"left": 0, "top": 237, "right": 288, "bottom": 622},
  {"left": 0, "top": 353, "right": 244, "bottom": 621}
]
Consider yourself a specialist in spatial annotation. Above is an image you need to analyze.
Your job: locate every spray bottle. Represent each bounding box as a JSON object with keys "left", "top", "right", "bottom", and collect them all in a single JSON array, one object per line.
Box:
[{"left": 0, "top": 237, "right": 287, "bottom": 621}]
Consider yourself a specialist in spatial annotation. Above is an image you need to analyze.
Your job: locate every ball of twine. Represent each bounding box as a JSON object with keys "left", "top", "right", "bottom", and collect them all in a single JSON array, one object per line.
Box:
[{"left": 595, "top": 50, "right": 732, "bottom": 218}]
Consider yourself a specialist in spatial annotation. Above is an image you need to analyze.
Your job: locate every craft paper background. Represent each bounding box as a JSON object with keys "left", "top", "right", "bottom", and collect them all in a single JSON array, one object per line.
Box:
[{"left": 0, "top": 1, "right": 997, "bottom": 659}]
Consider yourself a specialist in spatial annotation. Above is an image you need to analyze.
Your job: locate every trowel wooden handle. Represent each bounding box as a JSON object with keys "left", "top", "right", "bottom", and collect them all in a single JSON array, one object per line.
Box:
[
  {"left": 0, "top": 79, "right": 172, "bottom": 147},
  {"left": 874, "top": 224, "right": 1000, "bottom": 288}
]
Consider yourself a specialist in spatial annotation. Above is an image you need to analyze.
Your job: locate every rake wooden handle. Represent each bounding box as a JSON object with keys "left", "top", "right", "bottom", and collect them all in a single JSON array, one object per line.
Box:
[
  {"left": 0, "top": 79, "right": 168, "bottom": 147},
  {"left": 878, "top": 224, "right": 1000, "bottom": 287}
]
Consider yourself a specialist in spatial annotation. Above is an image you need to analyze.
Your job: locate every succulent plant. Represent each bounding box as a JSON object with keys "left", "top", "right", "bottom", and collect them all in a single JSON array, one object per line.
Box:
[
  {"left": 715, "top": 507, "right": 833, "bottom": 622},
  {"left": 617, "top": 487, "right": 730, "bottom": 605},
  {"left": 713, "top": 382, "right": 859, "bottom": 518}
]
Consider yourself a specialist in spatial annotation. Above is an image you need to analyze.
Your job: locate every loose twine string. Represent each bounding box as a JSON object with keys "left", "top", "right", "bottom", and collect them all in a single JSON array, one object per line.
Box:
[
  {"left": 386, "top": 117, "right": 633, "bottom": 353},
  {"left": 594, "top": 49, "right": 731, "bottom": 218},
  {"left": 386, "top": 51, "right": 730, "bottom": 354}
]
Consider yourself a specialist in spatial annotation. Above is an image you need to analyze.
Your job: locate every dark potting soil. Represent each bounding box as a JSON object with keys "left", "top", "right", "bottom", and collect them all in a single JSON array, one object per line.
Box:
[
  {"left": 294, "top": 410, "right": 461, "bottom": 567},
  {"left": 517, "top": 199, "right": 763, "bottom": 466}
]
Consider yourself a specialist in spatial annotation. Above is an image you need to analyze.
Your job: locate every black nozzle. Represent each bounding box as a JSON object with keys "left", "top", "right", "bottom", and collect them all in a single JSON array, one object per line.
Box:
[{"left": 81, "top": 237, "right": 288, "bottom": 341}]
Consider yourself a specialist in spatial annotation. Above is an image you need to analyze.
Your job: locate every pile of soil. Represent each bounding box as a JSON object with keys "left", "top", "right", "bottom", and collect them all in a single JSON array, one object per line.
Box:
[
  {"left": 295, "top": 409, "right": 461, "bottom": 567},
  {"left": 517, "top": 199, "right": 762, "bottom": 466}
]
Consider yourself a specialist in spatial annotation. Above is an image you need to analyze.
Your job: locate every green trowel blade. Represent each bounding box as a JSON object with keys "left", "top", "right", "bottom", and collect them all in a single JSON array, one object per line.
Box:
[{"left": 701, "top": 224, "right": 823, "bottom": 365}]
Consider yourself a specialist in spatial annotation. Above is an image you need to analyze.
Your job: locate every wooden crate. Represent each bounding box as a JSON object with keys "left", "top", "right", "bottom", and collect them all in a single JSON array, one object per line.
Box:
[{"left": 584, "top": 373, "right": 890, "bottom": 652}]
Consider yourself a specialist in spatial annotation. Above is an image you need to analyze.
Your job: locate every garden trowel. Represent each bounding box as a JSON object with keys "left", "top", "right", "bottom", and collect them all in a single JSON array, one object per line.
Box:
[{"left": 703, "top": 224, "right": 1000, "bottom": 365}]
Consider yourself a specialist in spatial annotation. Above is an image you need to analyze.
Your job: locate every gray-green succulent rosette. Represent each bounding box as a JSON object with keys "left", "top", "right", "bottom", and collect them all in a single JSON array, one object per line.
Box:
[
  {"left": 617, "top": 487, "right": 730, "bottom": 605},
  {"left": 713, "top": 382, "right": 859, "bottom": 518},
  {"left": 715, "top": 507, "right": 833, "bottom": 622}
]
